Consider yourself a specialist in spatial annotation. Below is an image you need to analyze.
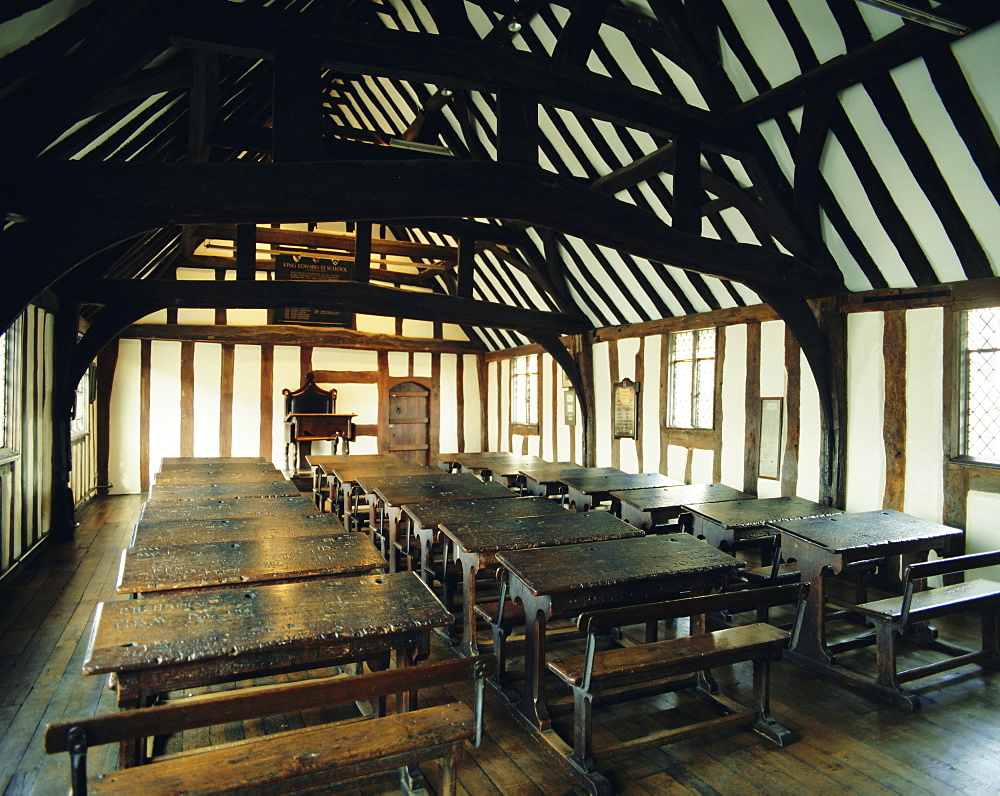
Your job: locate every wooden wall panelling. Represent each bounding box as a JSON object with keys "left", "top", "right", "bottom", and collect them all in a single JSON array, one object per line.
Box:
[
  {"left": 180, "top": 341, "right": 195, "bottom": 458},
  {"left": 139, "top": 339, "right": 151, "bottom": 494},
  {"left": 551, "top": 355, "right": 558, "bottom": 462},
  {"left": 712, "top": 327, "right": 726, "bottom": 483},
  {"left": 219, "top": 343, "right": 234, "bottom": 457},
  {"left": 635, "top": 336, "right": 644, "bottom": 473},
  {"left": 743, "top": 322, "right": 762, "bottom": 495},
  {"left": 95, "top": 341, "right": 118, "bottom": 496},
  {"left": 300, "top": 346, "right": 313, "bottom": 382},
  {"left": 781, "top": 326, "right": 800, "bottom": 496},
  {"left": 456, "top": 354, "right": 466, "bottom": 453},
  {"left": 430, "top": 353, "right": 441, "bottom": 461},
  {"left": 259, "top": 343, "right": 274, "bottom": 462},
  {"left": 478, "top": 354, "right": 488, "bottom": 453},
  {"left": 883, "top": 311, "right": 907, "bottom": 511},
  {"left": 377, "top": 351, "right": 390, "bottom": 454},
  {"left": 608, "top": 339, "right": 620, "bottom": 470},
  {"left": 578, "top": 334, "right": 597, "bottom": 467}
]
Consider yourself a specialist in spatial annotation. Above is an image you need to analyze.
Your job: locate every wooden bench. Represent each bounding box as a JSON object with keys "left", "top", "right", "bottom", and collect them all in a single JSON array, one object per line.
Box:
[
  {"left": 853, "top": 550, "right": 1000, "bottom": 706},
  {"left": 544, "top": 585, "right": 807, "bottom": 795},
  {"left": 46, "top": 654, "right": 494, "bottom": 795}
]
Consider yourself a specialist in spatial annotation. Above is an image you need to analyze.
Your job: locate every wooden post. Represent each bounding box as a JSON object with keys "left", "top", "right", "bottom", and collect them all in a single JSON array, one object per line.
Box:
[
  {"left": 49, "top": 294, "right": 79, "bottom": 541},
  {"left": 354, "top": 221, "right": 372, "bottom": 284}
]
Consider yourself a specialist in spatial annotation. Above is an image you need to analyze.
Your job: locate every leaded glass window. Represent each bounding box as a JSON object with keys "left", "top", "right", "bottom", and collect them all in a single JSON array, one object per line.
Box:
[
  {"left": 964, "top": 307, "right": 1000, "bottom": 460},
  {"left": 511, "top": 354, "right": 539, "bottom": 427},
  {"left": 668, "top": 328, "right": 716, "bottom": 429}
]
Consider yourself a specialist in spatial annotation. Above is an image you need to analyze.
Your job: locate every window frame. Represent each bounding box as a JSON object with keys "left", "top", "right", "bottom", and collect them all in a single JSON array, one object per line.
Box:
[
  {"left": 0, "top": 316, "right": 23, "bottom": 462},
  {"left": 666, "top": 326, "right": 718, "bottom": 431},
  {"left": 509, "top": 353, "right": 540, "bottom": 436},
  {"left": 955, "top": 304, "right": 1000, "bottom": 466}
]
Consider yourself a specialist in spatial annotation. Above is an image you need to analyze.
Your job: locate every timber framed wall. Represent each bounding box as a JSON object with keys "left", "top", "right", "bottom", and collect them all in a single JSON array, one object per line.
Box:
[{"left": 104, "top": 307, "right": 485, "bottom": 493}]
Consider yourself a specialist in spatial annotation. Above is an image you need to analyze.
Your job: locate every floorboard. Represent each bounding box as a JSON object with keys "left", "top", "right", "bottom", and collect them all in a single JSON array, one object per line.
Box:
[{"left": 1, "top": 495, "right": 998, "bottom": 795}]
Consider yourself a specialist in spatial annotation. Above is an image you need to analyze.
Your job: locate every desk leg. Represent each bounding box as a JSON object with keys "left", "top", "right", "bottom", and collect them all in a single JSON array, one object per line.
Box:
[
  {"left": 460, "top": 553, "right": 480, "bottom": 656},
  {"left": 515, "top": 596, "right": 552, "bottom": 731},
  {"left": 114, "top": 675, "right": 146, "bottom": 768},
  {"left": 787, "top": 557, "right": 835, "bottom": 667},
  {"left": 417, "top": 528, "right": 435, "bottom": 588}
]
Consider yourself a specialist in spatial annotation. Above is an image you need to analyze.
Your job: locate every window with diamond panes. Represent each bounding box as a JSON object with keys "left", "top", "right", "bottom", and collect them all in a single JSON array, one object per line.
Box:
[
  {"left": 668, "top": 328, "right": 716, "bottom": 429},
  {"left": 511, "top": 354, "right": 539, "bottom": 430},
  {"left": 0, "top": 328, "right": 6, "bottom": 449},
  {"left": 964, "top": 307, "right": 1000, "bottom": 461}
]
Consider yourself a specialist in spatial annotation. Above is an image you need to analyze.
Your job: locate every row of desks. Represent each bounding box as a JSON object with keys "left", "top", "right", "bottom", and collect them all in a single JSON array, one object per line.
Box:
[{"left": 87, "top": 457, "right": 456, "bottom": 768}]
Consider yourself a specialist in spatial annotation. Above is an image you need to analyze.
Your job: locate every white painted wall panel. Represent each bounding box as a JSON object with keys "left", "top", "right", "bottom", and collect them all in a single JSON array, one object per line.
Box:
[
  {"left": 539, "top": 354, "right": 553, "bottom": 461},
  {"left": 797, "top": 350, "right": 822, "bottom": 502},
  {"left": 388, "top": 351, "right": 409, "bottom": 377},
  {"left": 463, "top": 354, "right": 482, "bottom": 451},
  {"left": 148, "top": 341, "right": 182, "bottom": 481},
  {"left": 499, "top": 359, "right": 510, "bottom": 451},
  {"left": 759, "top": 321, "right": 786, "bottom": 397},
  {"left": 965, "top": 491, "right": 1000, "bottom": 582},
  {"left": 487, "top": 361, "right": 499, "bottom": 450},
  {"left": 721, "top": 324, "right": 747, "bottom": 489},
  {"left": 439, "top": 354, "right": 458, "bottom": 455},
  {"left": 845, "top": 312, "right": 886, "bottom": 511},
  {"left": 413, "top": 352, "right": 432, "bottom": 378},
  {"left": 903, "top": 308, "right": 944, "bottom": 521},
  {"left": 691, "top": 449, "right": 714, "bottom": 485},
  {"left": 593, "top": 342, "right": 611, "bottom": 466},
  {"left": 176, "top": 309, "right": 217, "bottom": 325},
  {"left": 666, "top": 444, "right": 687, "bottom": 482},
  {"left": 109, "top": 340, "right": 141, "bottom": 494},
  {"left": 313, "top": 348, "right": 379, "bottom": 371},
  {"left": 230, "top": 345, "right": 262, "bottom": 456},
  {"left": 192, "top": 343, "right": 222, "bottom": 457},
  {"left": 271, "top": 346, "right": 300, "bottom": 470}
]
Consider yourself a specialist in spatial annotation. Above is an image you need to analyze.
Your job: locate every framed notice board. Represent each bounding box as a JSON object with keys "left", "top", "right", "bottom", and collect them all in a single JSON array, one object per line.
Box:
[
  {"left": 613, "top": 378, "right": 640, "bottom": 439},
  {"left": 269, "top": 254, "right": 357, "bottom": 327}
]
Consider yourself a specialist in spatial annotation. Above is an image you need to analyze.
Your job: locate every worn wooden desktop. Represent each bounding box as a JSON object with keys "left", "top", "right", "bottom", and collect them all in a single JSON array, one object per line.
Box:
[
  {"left": 683, "top": 495, "right": 843, "bottom": 556},
  {"left": 558, "top": 472, "right": 682, "bottom": 512},
  {"left": 331, "top": 460, "right": 432, "bottom": 523},
  {"left": 306, "top": 453, "right": 400, "bottom": 510},
  {"left": 159, "top": 456, "right": 267, "bottom": 466},
  {"left": 613, "top": 483, "right": 753, "bottom": 531},
  {"left": 773, "top": 509, "right": 963, "bottom": 702},
  {"left": 439, "top": 453, "right": 548, "bottom": 486},
  {"left": 147, "top": 480, "right": 300, "bottom": 501},
  {"left": 154, "top": 463, "right": 280, "bottom": 484},
  {"left": 117, "top": 532, "right": 387, "bottom": 595},
  {"left": 138, "top": 494, "right": 319, "bottom": 523},
  {"left": 84, "top": 571, "right": 453, "bottom": 767},
  {"left": 366, "top": 473, "right": 514, "bottom": 568},
  {"left": 130, "top": 512, "right": 346, "bottom": 547},
  {"left": 441, "top": 511, "right": 643, "bottom": 655},
  {"left": 403, "top": 496, "right": 570, "bottom": 592},
  {"left": 519, "top": 465, "right": 621, "bottom": 497},
  {"left": 496, "top": 533, "right": 745, "bottom": 730}
]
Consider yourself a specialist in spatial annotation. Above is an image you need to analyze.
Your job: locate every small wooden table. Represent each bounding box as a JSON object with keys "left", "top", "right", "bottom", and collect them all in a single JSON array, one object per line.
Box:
[
  {"left": 366, "top": 473, "right": 514, "bottom": 568},
  {"left": 117, "top": 532, "right": 387, "bottom": 595},
  {"left": 558, "top": 472, "right": 681, "bottom": 512},
  {"left": 613, "top": 483, "right": 753, "bottom": 531},
  {"left": 519, "top": 464, "right": 621, "bottom": 497},
  {"left": 403, "top": 496, "right": 570, "bottom": 593},
  {"left": 130, "top": 513, "right": 346, "bottom": 547},
  {"left": 154, "top": 463, "right": 280, "bottom": 484},
  {"left": 306, "top": 453, "right": 400, "bottom": 510},
  {"left": 773, "top": 509, "right": 963, "bottom": 703},
  {"left": 138, "top": 495, "right": 319, "bottom": 523},
  {"left": 442, "top": 453, "right": 549, "bottom": 487},
  {"left": 147, "top": 480, "right": 300, "bottom": 501},
  {"left": 332, "top": 461, "right": 432, "bottom": 524},
  {"left": 497, "top": 533, "right": 744, "bottom": 730},
  {"left": 84, "top": 571, "right": 453, "bottom": 767},
  {"left": 683, "top": 496, "right": 842, "bottom": 558},
  {"left": 441, "top": 511, "right": 644, "bottom": 655}
]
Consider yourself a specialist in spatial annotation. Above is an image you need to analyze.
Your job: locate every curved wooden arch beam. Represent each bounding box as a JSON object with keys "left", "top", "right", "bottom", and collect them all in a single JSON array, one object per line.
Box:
[
  {"left": 524, "top": 331, "right": 592, "bottom": 466},
  {"left": 1, "top": 158, "right": 843, "bottom": 331},
  {"left": 70, "top": 303, "right": 163, "bottom": 390}
]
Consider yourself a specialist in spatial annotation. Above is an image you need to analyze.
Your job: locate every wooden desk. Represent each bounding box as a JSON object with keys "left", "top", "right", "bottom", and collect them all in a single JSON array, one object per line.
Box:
[
  {"left": 402, "top": 496, "right": 570, "bottom": 592},
  {"left": 613, "top": 483, "right": 753, "bottom": 531},
  {"left": 160, "top": 456, "right": 267, "bottom": 466},
  {"left": 519, "top": 464, "right": 621, "bottom": 497},
  {"left": 332, "top": 461, "right": 432, "bottom": 524},
  {"left": 441, "top": 512, "right": 643, "bottom": 655},
  {"left": 558, "top": 472, "right": 681, "bottom": 512},
  {"left": 774, "top": 509, "right": 963, "bottom": 703},
  {"left": 130, "top": 513, "right": 345, "bottom": 547},
  {"left": 496, "top": 534, "right": 744, "bottom": 730},
  {"left": 84, "top": 571, "right": 453, "bottom": 766},
  {"left": 683, "top": 496, "right": 842, "bottom": 557},
  {"left": 284, "top": 412, "right": 356, "bottom": 471},
  {"left": 147, "top": 480, "right": 300, "bottom": 501},
  {"left": 306, "top": 454, "right": 401, "bottom": 510},
  {"left": 117, "top": 533, "right": 386, "bottom": 595},
  {"left": 366, "top": 474, "right": 514, "bottom": 568},
  {"left": 154, "top": 463, "right": 279, "bottom": 484},
  {"left": 138, "top": 495, "right": 318, "bottom": 523},
  {"left": 443, "top": 453, "right": 549, "bottom": 486}
]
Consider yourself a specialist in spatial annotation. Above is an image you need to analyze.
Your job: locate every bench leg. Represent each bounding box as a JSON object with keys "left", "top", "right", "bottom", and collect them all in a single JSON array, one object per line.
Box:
[
  {"left": 751, "top": 657, "right": 794, "bottom": 746},
  {"left": 982, "top": 604, "right": 1000, "bottom": 668},
  {"left": 438, "top": 742, "right": 462, "bottom": 796},
  {"left": 872, "top": 621, "right": 902, "bottom": 691}
]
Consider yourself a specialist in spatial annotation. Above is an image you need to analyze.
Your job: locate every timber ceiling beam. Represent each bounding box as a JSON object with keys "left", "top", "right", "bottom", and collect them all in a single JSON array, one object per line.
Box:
[
  {"left": 77, "top": 279, "right": 591, "bottom": 336},
  {"left": 2, "top": 159, "right": 843, "bottom": 309},
  {"left": 164, "top": 0, "right": 748, "bottom": 152}
]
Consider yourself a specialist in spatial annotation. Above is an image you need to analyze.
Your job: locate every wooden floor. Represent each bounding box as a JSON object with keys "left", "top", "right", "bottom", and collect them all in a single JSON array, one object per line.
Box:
[{"left": 2, "top": 495, "right": 999, "bottom": 795}]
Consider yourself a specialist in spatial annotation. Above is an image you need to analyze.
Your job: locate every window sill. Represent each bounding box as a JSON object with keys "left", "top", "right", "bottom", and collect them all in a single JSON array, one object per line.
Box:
[
  {"left": 0, "top": 448, "right": 19, "bottom": 468},
  {"left": 949, "top": 456, "right": 1000, "bottom": 471}
]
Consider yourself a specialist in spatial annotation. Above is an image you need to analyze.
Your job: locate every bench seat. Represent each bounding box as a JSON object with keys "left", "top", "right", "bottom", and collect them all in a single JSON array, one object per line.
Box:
[
  {"left": 854, "top": 579, "right": 1000, "bottom": 623},
  {"left": 87, "top": 703, "right": 473, "bottom": 795}
]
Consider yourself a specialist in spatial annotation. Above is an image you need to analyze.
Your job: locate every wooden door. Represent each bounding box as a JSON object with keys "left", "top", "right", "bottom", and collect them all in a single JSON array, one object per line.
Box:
[{"left": 388, "top": 381, "right": 431, "bottom": 464}]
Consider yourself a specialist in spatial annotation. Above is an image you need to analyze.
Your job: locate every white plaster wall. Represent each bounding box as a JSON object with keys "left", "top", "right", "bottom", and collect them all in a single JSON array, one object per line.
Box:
[
  {"left": 463, "top": 354, "right": 483, "bottom": 451},
  {"left": 148, "top": 341, "right": 182, "bottom": 482},
  {"left": 592, "top": 341, "right": 611, "bottom": 466},
  {"left": 965, "top": 490, "right": 1000, "bottom": 582},
  {"left": 691, "top": 448, "right": 714, "bottom": 485},
  {"left": 797, "top": 349, "right": 822, "bottom": 502},
  {"left": 271, "top": 346, "right": 300, "bottom": 469},
  {"left": 438, "top": 354, "right": 458, "bottom": 455},
  {"left": 539, "top": 353, "right": 553, "bottom": 461},
  {"left": 388, "top": 351, "right": 409, "bottom": 377},
  {"left": 617, "top": 337, "right": 641, "bottom": 473},
  {"left": 192, "top": 343, "right": 222, "bottom": 457},
  {"left": 642, "top": 335, "right": 662, "bottom": 472},
  {"left": 413, "top": 352, "right": 432, "bottom": 378},
  {"left": 903, "top": 308, "right": 944, "bottom": 521},
  {"left": 666, "top": 444, "right": 687, "bottom": 482},
  {"left": 845, "top": 312, "right": 886, "bottom": 511},
  {"left": 757, "top": 320, "right": 786, "bottom": 497},
  {"left": 720, "top": 324, "right": 747, "bottom": 489},
  {"left": 231, "top": 345, "right": 262, "bottom": 456},
  {"left": 108, "top": 341, "right": 142, "bottom": 495},
  {"left": 487, "top": 361, "right": 499, "bottom": 450},
  {"left": 499, "top": 359, "right": 510, "bottom": 451}
]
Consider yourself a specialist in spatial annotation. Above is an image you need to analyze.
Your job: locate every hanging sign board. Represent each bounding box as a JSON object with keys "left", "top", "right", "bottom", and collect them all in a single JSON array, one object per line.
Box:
[
  {"left": 613, "top": 378, "right": 640, "bottom": 439},
  {"left": 269, "top": 254, "right": 356, "bottom": 327}
]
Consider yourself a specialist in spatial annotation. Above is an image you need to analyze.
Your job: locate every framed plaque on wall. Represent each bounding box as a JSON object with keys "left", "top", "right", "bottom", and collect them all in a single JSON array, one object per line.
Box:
[{"left": 613, "top": 378, "right": 640, "bottom": 439}]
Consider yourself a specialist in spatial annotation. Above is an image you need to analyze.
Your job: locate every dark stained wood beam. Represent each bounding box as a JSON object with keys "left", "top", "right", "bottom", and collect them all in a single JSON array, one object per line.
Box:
[
  {"left": 235, "top": 224, "right": 256, "bottom": 280},
  {"left": 591, "top": 142, "right": 674, "bottom": 195},
  {"left": 672, "top": 135, "right": 701, "bottom": 234},
  {"left": 272, "top": 47, "right": 323, "bottom": 161},
  {"left": 193, "top": 224, "right": 458, "bottom": 261},
  {"left": 496, "top": 90, "right": 537, "bottom": 167},
  {"left": 118, "top": 323, "right": 486, "bottom": 353},
  {"left": 552, "top": 0, "right": 611, "bottom": 65},
  {"left": 78, "top": 279, "right": 592, "bottom": 335},
  {"left": 165, "top": 0, "right": 748, "bottom": 152},
  {"left": 456, "top": 238, "right": 475, "bottom": 298},
  {"left": 387, "top": 218, "right": 529, "bottom": 248},
  {"left": 186, "top": 51, "right": 218, "bottom": 163},
  {"left": 180, "top": 254, "right": 437, "bottom": 288},
  {"left": 354, "top": 220, "right": 372, "bottom": 283}
]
